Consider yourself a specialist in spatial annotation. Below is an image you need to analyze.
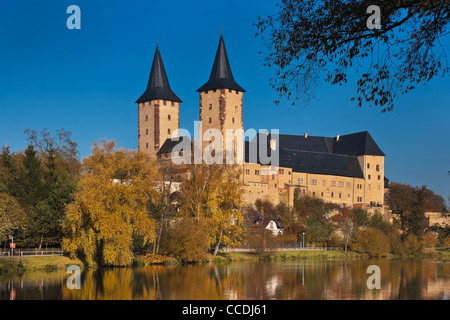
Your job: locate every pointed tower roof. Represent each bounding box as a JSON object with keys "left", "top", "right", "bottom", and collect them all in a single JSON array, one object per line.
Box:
[
  {"left": 136, "top": 44, "right": 182, "bottom": 104},
  {"left": 197, "top": 34, "right": 245, "bottom": 93}
]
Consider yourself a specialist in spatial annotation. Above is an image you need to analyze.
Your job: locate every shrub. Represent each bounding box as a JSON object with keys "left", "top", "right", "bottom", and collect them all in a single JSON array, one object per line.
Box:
[
  {"left": 160, "top": 217, "right": 210, "bottom": 262},
  {"left": 354, "top": 227, "right": 390, "bottom": 256}
]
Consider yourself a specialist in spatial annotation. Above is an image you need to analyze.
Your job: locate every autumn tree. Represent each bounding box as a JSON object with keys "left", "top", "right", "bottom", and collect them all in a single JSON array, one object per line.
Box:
[
  {"left": 255, "top": 0, "right": 450, "bottom": 112},
  {"left": 62, "top": 140, "right": 159, "bottom": 267},
  {"left": 331, "top": 209, "right": 355, "bottom": 253},
  {"left": 0, "top": 193, "right": 26, "bottom": 248},
  {"left": 179, "top": 163, "right": 245, "bottom": 256}
]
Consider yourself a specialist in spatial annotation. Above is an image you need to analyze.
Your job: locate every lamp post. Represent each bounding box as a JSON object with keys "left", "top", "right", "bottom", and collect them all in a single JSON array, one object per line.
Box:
[
  {"left": 8, "top": 235, "right": 14, "bottom": 258},
  {"left": 302, "top": 232, "right": 305, "bottom": 249}
]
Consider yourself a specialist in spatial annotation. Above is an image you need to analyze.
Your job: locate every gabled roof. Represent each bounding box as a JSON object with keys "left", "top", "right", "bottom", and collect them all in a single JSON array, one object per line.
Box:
[
  {"left": 197, "top": 34, "right": 245, "bottom": 93},
  {"left": 332, "top": 131, "right": 385, "bottom": 156},
  {"left": 136, "top": 44, "right": 182, "bottom": 104}
]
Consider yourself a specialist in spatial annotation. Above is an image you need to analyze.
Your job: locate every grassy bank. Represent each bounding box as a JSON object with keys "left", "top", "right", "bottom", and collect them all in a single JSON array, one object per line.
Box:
[{"left": 0, "top": 256, "right": 83, "bottom": 274}]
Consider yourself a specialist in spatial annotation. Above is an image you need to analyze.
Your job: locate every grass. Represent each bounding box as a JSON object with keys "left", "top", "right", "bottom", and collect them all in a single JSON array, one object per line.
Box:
[
  {"left": 15, "top": 255, "right": 83, "bottom": 272},
  {"left": 214, "top": 250, "right": 365, "bottom": 262}
]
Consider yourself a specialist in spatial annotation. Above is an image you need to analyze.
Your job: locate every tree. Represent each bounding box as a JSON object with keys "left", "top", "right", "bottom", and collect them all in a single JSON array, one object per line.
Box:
[
  {"left": 0, "top": 193, "right": 26, "bottom": 246},
  {"left": 331, "top": 209, "right": 355, "bottom": 253},
  {"left": 179, "top": 163, "right": 245, "bottom": 255},
  {"left": 62, "top": 140, "right": 159, "bottom": 267},
  {"left": 387, "top": 182, "right": 428, "bottom": 237},
  {"left": 255, "top": 0, "right": 450, "bottom": 112}
]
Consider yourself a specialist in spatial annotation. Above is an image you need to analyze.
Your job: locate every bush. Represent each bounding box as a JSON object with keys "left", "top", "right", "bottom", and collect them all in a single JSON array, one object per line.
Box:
[
  {"left": 354, "top": 227, "right": 390, "bottom": 256},
  {"left": 403, "top": 234, "right": 422, "bottom": 255},
  {"left": 160, "top": 217, "right": 210, "bottom": 262}
]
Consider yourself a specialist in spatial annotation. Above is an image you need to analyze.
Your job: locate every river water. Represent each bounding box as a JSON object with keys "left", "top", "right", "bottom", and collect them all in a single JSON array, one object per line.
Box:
[{"left": 0, "top": 259, "right": 449, "bottom": 300}]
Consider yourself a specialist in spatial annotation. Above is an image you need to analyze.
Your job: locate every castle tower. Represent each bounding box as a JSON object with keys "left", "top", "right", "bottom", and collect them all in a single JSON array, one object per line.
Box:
[
  {"left": 197, "top": 33, "right": 245, "bottom": 162},
  {"left": 136, "top": 43, "right": 182, "bottom": 156}
]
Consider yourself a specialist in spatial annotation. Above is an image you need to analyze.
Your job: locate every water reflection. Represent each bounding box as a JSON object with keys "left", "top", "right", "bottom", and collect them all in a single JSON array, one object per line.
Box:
[{"left": 1, "top": 260, "right": 449, "bottom": 300}]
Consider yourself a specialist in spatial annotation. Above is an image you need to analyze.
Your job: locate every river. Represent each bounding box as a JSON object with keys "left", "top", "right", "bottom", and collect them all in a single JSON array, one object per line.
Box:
[{"left": 0, "top": 259, "right": 449, "bottom": 300}]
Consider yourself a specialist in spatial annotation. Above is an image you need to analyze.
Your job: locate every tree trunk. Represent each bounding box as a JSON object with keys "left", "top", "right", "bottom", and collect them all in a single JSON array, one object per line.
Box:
[{"left": 213, "top": 230, "right": 223, "bottom": 256}]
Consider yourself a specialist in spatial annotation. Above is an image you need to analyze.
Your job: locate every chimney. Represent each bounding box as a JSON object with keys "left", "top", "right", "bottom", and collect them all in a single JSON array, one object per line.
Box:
[
  {"left": 304, "top": 133, "right": 307, "bottom": 139},
  {"left": 336, "top": 134, "right": 340, "bottom": 141},
  {"left": 270, "top": 138, "right": 277, "bottom": 151}
]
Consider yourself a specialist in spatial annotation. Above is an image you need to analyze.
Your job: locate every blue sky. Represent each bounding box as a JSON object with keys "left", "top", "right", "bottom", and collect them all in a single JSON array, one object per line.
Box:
[{"left": 0, "top": 0, "right": 449, "bottom": 200}]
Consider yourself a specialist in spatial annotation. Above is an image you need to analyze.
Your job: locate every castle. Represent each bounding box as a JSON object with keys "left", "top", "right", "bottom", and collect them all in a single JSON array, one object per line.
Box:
[{"left": 136, "top": 34, "right": 387, "bottom": 209}]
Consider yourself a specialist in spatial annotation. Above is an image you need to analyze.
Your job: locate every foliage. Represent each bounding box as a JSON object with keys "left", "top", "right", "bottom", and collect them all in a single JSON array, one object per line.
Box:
[
  {"left": 0, "top": 193, "right": 26, "bottom": 241},
  {"left": 422, "top": 231, "right": 439, "bottom": 248},
  {"left": 160, "top": 217, "right": 210, "bottom": 262},
  {"left": 387, "top": 182, "right": 428, "bottom": 237},
  {"left": 255, "top": 0, "right": 450, "bottom": 112},
  {"left": 331, "top": 209, "right": 355, "bottom": 252},
  {"left": 62, "top": 140, "right": 159, "bottom": 267},
  {"left": 246, "top": 227, "right": 278, "bottom": 260},
  {"left": 179, "top": 163, "right": 245, "bottom": 255},
  {"left": 354, "top": 227, "right": 391, "bottom": 256}
]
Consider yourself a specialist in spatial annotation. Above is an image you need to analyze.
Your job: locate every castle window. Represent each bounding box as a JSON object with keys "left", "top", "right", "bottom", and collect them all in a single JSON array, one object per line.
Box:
[
  {"left": 311, "top": 179, "right": 317, "bottom": 185},
  {"left": 279, "top": 169, "right": 284, "bottom": 174},
  {"left": 255, "top": 170, "right": 260, "bottom": 175},
  {"left": 209, "top": 104, "right": 212, "bottom": 110},
  {"left": 331, "top": 192, "right": 334, "bottom": 198},
  {"left": 367, "top": 163, "right": 370, "bottom": 169},
  {"left": 331, "top": 181, "right": 336, "bottom": 187},
  {"left": 272, "top": 174, "right": 275, "bottom": 180},
  {"left": 168, "top": 115, "right": 171, "bottom": 121},
  {"left": 145, "top": 115, "right": 148, "bottom": 121},
  {"left": 209, "top": 117, "right": 212, "bottom": 123},
  {"left": 146, "top": 143, "right": 148, "bottom": 149},
  {"left": 300, "top": 178, "right": 303, "bottom": 184},
  {"left": 378, "top": 175, "right": 381, "bottom": 180},
  {"left": 321, "top": 192, "right": 324, "bottom": 197},
  {"left": 339, "top": 193, "right": 342, "bottom": 198},
  {"left": 168, "top": 128, "right": 171, "bottom": 134},
  {"left": 145, "top": 129, "right": 148, "bottom": 135},
  {"left": 322, "top": 180, "right": 325, "bottom": 186},
  {"left": 163, "top": 100, "right": 167, "bottom": 106},
  {"left": 297, "top": 178, "right": 300, "bottom": 184},
  {"left": 232, "top": 117, "right": 235, "bottom": 124},
  {"left": 229, "top": 89, "right": 232, "bottom": 93},
  {"left": 171, "top": 101, "right": 175, "bottom": 106},
  {"left": 368, "top": 174, "right": 371, "bottom": 180},
  {"left": 338, "top": 181, "right": 344, "bottom": 187},
  {"left": 376, "top": 164, "right": 380, "bottom": 171},
  {"left": 312, "top": 192, "right": 316, "bottom": 196},
  {"left": 213, "top": 89, "right": 216, "bottom": 92},
  {"left": 346, "top": 182, "right": 351, "bottom": 188},
  {"left": 245, "top": 169, "right": 250, "bottom": 175}
]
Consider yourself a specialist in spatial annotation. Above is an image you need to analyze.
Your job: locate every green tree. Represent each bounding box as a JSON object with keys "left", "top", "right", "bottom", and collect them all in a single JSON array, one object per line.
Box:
[
  {"left": 387, "top": 182, "right": 428, "bottom": 237},
  {"left": 354, "top": 227, "right": 390, "bottom": 256},
  {"left": 255, "top": 0, "right": 450, "bottom": 112}
]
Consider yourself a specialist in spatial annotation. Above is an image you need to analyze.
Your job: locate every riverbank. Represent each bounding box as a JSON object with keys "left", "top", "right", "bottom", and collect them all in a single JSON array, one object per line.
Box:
[
  {"left": 0, "top": 256, "right": 83, "bottom": 274},
  {"left": 1, "top": 249, "right": 449, "bottom": 273}
]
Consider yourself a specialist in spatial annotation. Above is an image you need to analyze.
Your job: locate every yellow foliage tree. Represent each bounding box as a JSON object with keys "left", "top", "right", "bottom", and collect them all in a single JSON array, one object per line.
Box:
[
  {"left": 179, "top": 163, "right": 245, "bottom": 255},
  {"left": 62, "top": 140, "right": 160, "bottom": 266}
]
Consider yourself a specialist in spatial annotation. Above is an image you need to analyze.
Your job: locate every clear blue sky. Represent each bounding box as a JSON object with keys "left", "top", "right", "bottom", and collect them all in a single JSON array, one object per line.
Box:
[{"left": 1, "top": 0, "right": 449, "bottom": 200}]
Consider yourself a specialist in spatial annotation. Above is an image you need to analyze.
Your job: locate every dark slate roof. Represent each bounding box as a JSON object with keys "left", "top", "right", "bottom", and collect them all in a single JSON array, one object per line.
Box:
[
  {"left": 332, "top": 131, "right": 385, "bottom": 156},
  {"left": 157, "top": 136, "right": 191, "bottom": 155},
  {"left": 245, "top": 131, "right": 384, "bottom": 179},
  {"left": 197, "top": 35, "right": 245, "bottom": 93},
  {"left": 136, "top": 44, "right": 182, "bottom": 104}
]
